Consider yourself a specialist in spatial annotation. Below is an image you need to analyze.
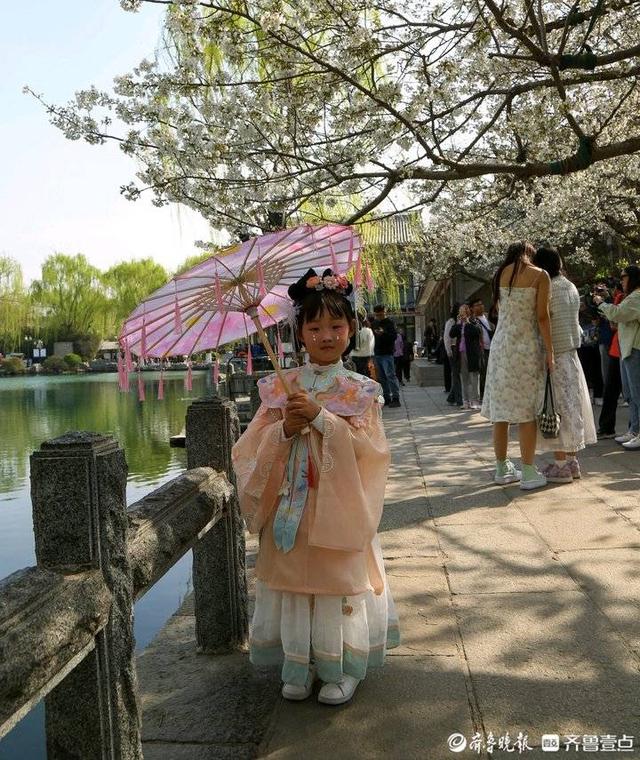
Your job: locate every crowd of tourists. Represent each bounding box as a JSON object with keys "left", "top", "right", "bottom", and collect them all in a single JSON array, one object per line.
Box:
[
  {"left": 441, "top": 243, "right": 640, "bottom": 491},
  {"left": 349, "top": 304, "right": 414, "bottom": 408}
]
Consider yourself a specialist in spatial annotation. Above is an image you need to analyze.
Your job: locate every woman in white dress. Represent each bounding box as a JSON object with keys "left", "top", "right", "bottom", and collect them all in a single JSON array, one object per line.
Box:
[
  {"left": 532, "top": 247, "right": 597, "bottom": 481},
  {"left": 481, "top": 242, "right": 554, "bottom": 490}
]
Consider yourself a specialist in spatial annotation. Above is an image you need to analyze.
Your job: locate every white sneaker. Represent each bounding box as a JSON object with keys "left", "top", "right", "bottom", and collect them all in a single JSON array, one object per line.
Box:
[
  {"left": 520, "top": 471, "right": 547, "bottom": 490},
  {"left": 317, "top": 674, "right": 360, "bottom": 705},
  {"left": 282, "top": 667, "right": 316, "bottom": 701},
  {"left": 615, "top": 431, "right": 637, "bottom": 444},
  {"left": 622, "top": 435, "right": 640, "bottom": 450},
  {"left": 494, "top": 460, "right": 521, "bottom": 485}
]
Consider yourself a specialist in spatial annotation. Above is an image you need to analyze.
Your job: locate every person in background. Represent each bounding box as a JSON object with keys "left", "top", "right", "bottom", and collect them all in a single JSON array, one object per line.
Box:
[
  {"left": 594, "top": 282, "right": 613, "bottom": 397},
  {"left": 444, "top": 302, "right": 463, "bottom": 407},
  {"left": 532, "top": 246, "right": 596, "bottom": 482},
  {"left": 441, "top": 326, "right": 452, "bottom": 393},
  {"left": 578, "top": 307, "right": 604, "bottom": 404},
  {"left": 423, "top": 318, "right": 438, "bottom": 359},
  {"left": 351, "top": 315, "right": 375, "bottom": 378},
  {"left": 470, "top": 297, "right": 493, "bottom": 399},
  {"left": 394, "top": 329, "right": 406, "bottom": 386},
  {"left": 598, "top": 282, "right": 626, "bottom": 438},
  {"left": 450, "top": 304, "right": 483, "bottom": 410},
  {"left": 404, "top": 331, "right": 415, "bottom": 381},
  {"left": 481, "top": 241, "right": 553, "bottom": 490},
  {"left": 593, "top": 265, "right": 640, "bottom": 449},
  {"left": 393, "top": 328, "right": 413, "bottom": 386},
  {"left": 372, "top": 304, "right": 401, "bottom": 408}
]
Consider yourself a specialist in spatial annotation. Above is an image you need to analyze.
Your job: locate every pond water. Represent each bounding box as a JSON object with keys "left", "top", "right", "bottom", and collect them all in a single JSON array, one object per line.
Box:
[{"left": 0, "top": 370, "right": 214, "bottom": 759}]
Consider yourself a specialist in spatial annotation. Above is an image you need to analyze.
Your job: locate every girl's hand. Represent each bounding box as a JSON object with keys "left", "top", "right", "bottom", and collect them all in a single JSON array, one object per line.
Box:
[
  {"left": 283, "top": 414, "right": 308, "bottom": 439},
  {"left": 546, "top": 351, "right": 555, "bottom": 373},
  {"left": 285, "top": 391, "right": 321, "bottom": 422},
  {"left": 592, "top": 295, "right": 603, "bottom": 305}
]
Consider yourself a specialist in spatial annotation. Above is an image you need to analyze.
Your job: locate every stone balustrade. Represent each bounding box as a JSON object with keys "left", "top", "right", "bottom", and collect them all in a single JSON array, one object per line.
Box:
[{"left": 0, "top": 394, "right": 248, "bottom": 760}]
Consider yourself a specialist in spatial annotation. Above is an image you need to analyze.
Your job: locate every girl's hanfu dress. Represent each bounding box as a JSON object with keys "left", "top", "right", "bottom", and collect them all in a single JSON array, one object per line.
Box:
[{"left": 231, "top": 359, "right": 400, "bottom": 687}]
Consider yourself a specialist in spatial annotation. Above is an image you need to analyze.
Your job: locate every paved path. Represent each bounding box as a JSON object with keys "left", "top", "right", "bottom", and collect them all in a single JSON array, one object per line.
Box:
[{"left": 138, "top": 384, "right": 640, "bottom": 759}]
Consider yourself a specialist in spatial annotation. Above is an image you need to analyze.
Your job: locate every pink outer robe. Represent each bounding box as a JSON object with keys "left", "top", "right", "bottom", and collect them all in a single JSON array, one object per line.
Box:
[{"left": 231, "top": 367, "right": 390, "bottom": 597}]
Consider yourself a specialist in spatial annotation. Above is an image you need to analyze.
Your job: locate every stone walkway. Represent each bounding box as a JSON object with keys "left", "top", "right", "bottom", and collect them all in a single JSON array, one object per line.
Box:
[{"left": 138, "top": 384, "right": 640, "bottom": 759}]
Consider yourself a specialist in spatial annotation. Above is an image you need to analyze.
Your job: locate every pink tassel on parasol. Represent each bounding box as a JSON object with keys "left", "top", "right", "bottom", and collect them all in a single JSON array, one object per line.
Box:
[
  {"left": 365, "top": 264, "right": 375, "bottom": 292},
  {"left": 354, "top": 256, "right": 363, "bottom": 289},
  {"left": 184, "top": 361, "right": 193, "bottom": 391},
  {"left": 137, "top": 369, "right": 146, "bottom": 402},
  {"left": 117, "top": 353, "right": 127, "bottom": 392},
  {"left": 124, "top": 341, "right": 134, "bottom": 372},
  {"left": 157, "top": 370, "right": 165, "bottom": 400}
]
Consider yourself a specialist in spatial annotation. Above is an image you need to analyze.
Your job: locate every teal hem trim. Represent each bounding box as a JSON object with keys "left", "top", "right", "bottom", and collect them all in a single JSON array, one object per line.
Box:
[
  {"left": 250, "top": 642, "right": 283, "bottom": 667},
  {"left": 387, "top": 623, "right": 401, "bottom": 649},
  {"left": 367, "top": 646, "right": 385, "bottom": 668},
  {"left": 282, "top": 657, "right": 311, "bottom": 686},
  {"left": 315, "top": 656, "right": 344, "bottom": 683},
  {"left": 343, "top": 647, "right": 368, "bottom": 679}
]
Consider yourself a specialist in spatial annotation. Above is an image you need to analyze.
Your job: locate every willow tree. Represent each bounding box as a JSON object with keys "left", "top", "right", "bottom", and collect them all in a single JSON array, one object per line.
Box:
[
  {"left": 29, "top": 0, "right": 640, "bottom": 273},
  {"left": 102, "top": 258, "right": 169, "bottom": 330},
  {"left": 31, "top": 253, "right": 108, "bottom": 343},
  {"left": 0, "top": 257, "right": 32, "bottom": 354}
]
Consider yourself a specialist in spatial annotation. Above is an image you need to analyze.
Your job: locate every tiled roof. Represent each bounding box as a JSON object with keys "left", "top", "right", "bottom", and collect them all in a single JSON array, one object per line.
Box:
[{"left": 357, "top": 212, "right": 423, "bottom": 245}]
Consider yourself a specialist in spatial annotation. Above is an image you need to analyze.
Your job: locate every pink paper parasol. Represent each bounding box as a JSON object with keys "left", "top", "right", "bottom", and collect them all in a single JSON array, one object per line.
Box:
[{"left": 119, "top": 223, "right": 363, "bottom": 394}]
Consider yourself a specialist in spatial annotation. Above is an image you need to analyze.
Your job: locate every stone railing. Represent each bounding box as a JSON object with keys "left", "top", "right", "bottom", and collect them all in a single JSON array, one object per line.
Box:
[{"left": 0, "top": 396, "right": 248, "bottom": 760}]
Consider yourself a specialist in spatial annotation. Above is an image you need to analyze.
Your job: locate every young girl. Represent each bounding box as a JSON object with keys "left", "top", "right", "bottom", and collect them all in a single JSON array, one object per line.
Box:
[{"left": 232, "top": 268, "right": 400, "bottom": 705}]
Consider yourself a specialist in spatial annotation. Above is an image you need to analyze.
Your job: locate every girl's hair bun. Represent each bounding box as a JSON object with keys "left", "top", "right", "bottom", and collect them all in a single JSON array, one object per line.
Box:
[{"left": 287, "top": 268, "right": 353, "bottom": 302}]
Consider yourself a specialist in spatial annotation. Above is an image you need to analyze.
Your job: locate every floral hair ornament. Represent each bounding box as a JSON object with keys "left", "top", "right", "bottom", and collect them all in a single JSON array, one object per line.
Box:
[{"left": 287, "top": 268, "right": 354, "bottom": 302}]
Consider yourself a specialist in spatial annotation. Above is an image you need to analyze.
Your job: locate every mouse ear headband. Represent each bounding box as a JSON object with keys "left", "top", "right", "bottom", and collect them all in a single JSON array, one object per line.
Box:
[{"left": 287, "top": 268, "right": 353, "bottom": 303}]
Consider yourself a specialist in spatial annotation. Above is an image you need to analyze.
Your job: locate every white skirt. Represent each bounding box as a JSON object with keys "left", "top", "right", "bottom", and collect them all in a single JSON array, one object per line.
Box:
[
  {"left": 537, "top": 349, "right": 597, "bottom": 453},
  {"left": 249, "top": 558, "right": 400, "bottom": 686}
]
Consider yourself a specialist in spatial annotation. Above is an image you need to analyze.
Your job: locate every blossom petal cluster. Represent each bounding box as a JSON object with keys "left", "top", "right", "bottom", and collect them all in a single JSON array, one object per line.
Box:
[{"left": 27, "top": 0, "right": 640, "bottom": 273}]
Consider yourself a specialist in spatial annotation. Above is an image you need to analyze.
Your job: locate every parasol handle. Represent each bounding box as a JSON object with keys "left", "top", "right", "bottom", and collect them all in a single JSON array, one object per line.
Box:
[{"left": 247, "top": 309, "right": 293, "bottom": 397}]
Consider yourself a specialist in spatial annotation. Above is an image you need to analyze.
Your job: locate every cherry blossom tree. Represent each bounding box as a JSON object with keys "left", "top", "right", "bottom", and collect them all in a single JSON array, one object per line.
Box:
[
  {"left": 29, "top": 0, "right": 640, "bottom": 265},
  {"left": 420, "top": 153, "right": 640, "bottom": 278}
]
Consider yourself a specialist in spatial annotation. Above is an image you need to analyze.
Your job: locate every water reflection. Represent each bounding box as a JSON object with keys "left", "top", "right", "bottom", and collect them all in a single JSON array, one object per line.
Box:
[
  {"left": 0, "top": 371, "right": 211, "bottom": 759},
  {"left": 0, "top": 372, "right": 212, "bottom": 498}
]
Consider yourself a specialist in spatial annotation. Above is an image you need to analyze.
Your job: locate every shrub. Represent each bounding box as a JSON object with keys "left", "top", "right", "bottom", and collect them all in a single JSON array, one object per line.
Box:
[
  {"left": 64, "top": 352, "right": 83, "bottom": 370},
  {"left": 0, "top": 356, "right": 25, "bottom": 375},
  {"left": 73, "top": 334, "right": 101, "bottom": 361},
  {"left": 42, "top": 355, "right": 67, "bottom": 374}
]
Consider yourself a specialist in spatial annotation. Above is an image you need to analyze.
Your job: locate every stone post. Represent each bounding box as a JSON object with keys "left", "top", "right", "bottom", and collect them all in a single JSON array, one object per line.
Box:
[
  {"left": 186, "top": 397, "right": 249, "bottom": 653},
  {"left": 30, "top": 432, "right": 141, "bottom": 760}
]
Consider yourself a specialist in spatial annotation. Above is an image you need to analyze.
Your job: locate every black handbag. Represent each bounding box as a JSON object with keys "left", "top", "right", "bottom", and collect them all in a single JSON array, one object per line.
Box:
[{"left": 537, "top": 370, "right": 561, "bottom": 439}]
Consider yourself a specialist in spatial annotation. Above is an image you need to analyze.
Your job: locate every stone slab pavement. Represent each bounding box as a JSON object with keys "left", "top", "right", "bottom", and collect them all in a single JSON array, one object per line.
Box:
[{"left": 137, "top": 382, "right": 640, "bottom": 760}]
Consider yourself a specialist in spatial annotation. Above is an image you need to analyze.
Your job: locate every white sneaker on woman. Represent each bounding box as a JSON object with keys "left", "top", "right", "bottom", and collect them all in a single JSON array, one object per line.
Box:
[
  {"left": 520, "top": 471, "right": 547, "bottom": 490},
  {"left": 622, "top": 435, "right": 640, "bottom": 450},
  {"left": 317, "top": 674, "right": 360, "bottom": 705},
  {"left": 494, "top": 460, "right": 521, "bottom": 485},
  {"left": 615, "top": 431, "right": 637, "bottom": 444}
]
